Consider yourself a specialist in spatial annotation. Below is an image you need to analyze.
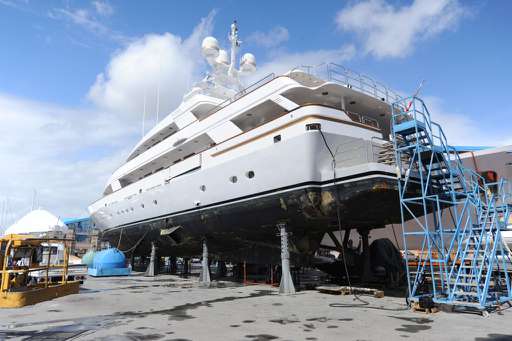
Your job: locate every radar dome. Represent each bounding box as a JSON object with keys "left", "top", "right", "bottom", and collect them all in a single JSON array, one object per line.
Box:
[
  {"left": 215, "top": 49, "right": 229, "bottom": 66},
  {"left": 201, "top": 36, "right": 220, "bottom": 59},
  {"left": 240, "top": 53, "right": 256, "bottom": 73}
]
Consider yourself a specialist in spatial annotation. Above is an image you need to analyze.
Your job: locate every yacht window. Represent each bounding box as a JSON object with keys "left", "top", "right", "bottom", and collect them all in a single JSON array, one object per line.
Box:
[
  {"left": 229, "top": 176, "right": 238, "bottom": 183},
  {"left": 246, "top": 171, "right": 255, "bottom": 179},
  {"left": 141, "top": 204, "right": 145, "bottom": 208},
  {"left": 153, "top": 200, "right": 158, "bottom": 205},
  {"left": 273, "top": 135, "right": 281, "bottom": 143},
  {"left": 200, "top": 185, "right": 206, "bottom": 192}
]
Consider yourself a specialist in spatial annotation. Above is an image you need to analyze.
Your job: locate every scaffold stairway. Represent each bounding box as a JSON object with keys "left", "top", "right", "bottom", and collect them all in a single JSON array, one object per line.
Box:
[{"left": 391, "top": 96, "right": 512, "bottom": 311}]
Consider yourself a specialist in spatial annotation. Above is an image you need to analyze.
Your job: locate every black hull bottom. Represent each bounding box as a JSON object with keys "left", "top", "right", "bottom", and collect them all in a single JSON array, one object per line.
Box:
[{"left": 100, "top": 175, "right": 419, "bottom": 264}]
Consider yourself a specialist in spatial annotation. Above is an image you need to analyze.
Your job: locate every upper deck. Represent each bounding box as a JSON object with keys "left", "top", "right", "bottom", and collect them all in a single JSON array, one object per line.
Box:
[{"left": 102, "top": 63, "right": 400, "bottom": 196}]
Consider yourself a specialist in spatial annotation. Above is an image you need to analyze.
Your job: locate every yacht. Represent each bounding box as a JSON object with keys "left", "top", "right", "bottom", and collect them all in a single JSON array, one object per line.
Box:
[{"left": 89, "top": 22, "right": 409, "bottom": 264}]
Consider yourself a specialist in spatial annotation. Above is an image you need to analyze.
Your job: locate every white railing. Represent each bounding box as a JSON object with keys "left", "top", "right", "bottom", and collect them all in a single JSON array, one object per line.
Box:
[
  {"left": 290, "top": 63, "right": 402, "bottom": 104},
  {"left": 203, "top": 63, "right": 402, "bottom": 123}
]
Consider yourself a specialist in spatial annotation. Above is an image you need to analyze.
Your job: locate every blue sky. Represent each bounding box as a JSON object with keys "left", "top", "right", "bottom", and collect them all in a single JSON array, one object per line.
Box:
[{"left": 0, "top": 0, "right": 511, "bottom": 226}]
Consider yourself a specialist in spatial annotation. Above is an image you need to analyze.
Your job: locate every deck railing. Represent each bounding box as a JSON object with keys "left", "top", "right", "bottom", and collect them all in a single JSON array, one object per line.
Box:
[
  {"left": 290, "top": 63, "right": 402, "bottom": 104},
  {"left": 203, "top": 63, "right": 401, "bottom": 122}
]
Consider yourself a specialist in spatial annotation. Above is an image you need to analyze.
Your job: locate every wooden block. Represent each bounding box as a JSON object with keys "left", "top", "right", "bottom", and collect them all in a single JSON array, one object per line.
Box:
[{"left": 374, "top": 290, "right": 385, "bottom": 298}]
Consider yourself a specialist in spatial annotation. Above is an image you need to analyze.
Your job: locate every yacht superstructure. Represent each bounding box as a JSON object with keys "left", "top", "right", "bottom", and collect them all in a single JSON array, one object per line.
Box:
[{"left": 89, "top": 22, "right": 411, "bottom": 264}]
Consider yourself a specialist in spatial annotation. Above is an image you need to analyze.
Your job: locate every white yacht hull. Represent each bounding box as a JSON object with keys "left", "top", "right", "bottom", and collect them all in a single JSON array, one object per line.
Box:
[{"left": 90, "top": 123, "right": 412, "bottom": 263}]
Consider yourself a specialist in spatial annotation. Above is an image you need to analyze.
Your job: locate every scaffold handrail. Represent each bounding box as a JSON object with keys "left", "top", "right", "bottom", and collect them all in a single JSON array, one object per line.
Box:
[{"left": 391, "top": 96, "right": 512, "bottom": 311}]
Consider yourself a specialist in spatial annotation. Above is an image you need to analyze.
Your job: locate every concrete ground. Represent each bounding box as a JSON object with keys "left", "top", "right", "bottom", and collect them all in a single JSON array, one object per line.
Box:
[{"left": 0, "top": 274, "right": 511, "bottom": 341}]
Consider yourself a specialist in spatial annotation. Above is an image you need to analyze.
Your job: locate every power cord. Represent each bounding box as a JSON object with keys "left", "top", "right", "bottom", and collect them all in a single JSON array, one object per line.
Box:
[{"left": 318, "top": 127, "right": 365, "bottom": 303}]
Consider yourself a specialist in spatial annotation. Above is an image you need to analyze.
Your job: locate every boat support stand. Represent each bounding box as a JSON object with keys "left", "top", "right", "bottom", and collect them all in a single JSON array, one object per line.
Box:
[
  {"left": 199, "top": 239, "right": 211, "bottom": 285},
  {"left": 278, "top": 223, "right": 295, "bottom": 295}
]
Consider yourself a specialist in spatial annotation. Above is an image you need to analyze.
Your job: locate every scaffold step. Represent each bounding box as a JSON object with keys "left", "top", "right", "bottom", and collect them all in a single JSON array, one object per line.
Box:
[
  {"left": 454, "top": 282, "right": 482, "bottom": 287},
  {"left": 453, "top": 291, "right": 479, "bottom": 297},
  {"left": 393, "top": 120, "right": 427, "bottom": 136},
  {"left": 430, "top": 172, "right": 459, "bottom": 180},
  {"left": 457, "top": 274, "right": 477, "bottom": 278}
]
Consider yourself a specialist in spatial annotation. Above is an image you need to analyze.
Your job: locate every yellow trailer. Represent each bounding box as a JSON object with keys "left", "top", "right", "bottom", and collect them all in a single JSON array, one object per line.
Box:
[{"left": 0, "top": 234, "right": 80, "bottom": 308}]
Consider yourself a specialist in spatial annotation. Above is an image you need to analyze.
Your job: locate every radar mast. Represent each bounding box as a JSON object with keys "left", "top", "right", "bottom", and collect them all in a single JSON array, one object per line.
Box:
[{"left": 184, "top": 21, "right": 256, "bottom": 101}]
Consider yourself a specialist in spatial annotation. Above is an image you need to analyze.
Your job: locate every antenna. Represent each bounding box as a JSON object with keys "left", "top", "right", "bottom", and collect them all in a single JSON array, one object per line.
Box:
[
  {"left": 405, "top": 80, "right": 426, "bottom": 112},
  {"left": 156, "top": 81, "right": 160, "bottom": 124},
  {"left": 31, "top": 189, "right": 37, "bottom": 211},
  {"left": 156, "top": 61, "right": 162, "bottom": 124},
  {"left": 413, "top": 79, "right": 425, "bottom": 98},
  {"left": 0, "top": 198, "right": 4, "bottom": 228},
  {"left": 142, "top": 88, "right": 147, "bottom": 137},
  {"left": 228, "top": 20, "right": 240, "bottom": 78}
]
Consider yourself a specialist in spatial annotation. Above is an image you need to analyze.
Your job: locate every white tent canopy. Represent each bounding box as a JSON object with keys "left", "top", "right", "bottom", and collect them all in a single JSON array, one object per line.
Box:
[{"left": 4, "top": 209, "right": 68, "bottom": 236}]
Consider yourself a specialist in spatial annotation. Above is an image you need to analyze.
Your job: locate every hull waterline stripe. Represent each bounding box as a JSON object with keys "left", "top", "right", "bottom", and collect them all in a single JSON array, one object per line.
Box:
[{"left": 101, "top": 170, "right": 397, "bottom": 233}]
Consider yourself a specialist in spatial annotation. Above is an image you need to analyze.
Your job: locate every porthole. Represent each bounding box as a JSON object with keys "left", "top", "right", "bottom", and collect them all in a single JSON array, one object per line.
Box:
[
  {"left": 141, "top": 204, "right": 145, "bottom": 208},
  {"left": 131, "top": 207, "right": 134, "bottom": 212},
  {"left": 153, "top": 200, "right": 158, "bottom": 205},
  {"left": 200, "top": 185, "right": 206, "bottom": 192},
  {"left": 229, "top": 176, "right": 238, "bottom": 183},
  {"left": 139, "top": 189, "right": 142, "bottom": 193},
  {"left": 246, "top": 171, "right": 255, "bottom": 179},
  {"left": 273, "top": 135, "right": 281, "bottom": 143}
]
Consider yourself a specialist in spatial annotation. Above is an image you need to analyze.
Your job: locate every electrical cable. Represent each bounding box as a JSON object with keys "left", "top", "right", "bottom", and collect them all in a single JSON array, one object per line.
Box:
[
  {"left": 318, "top": 127, "right": 366, "bottom": 303},
  {"left": 117, "top": 228, "right": 124, "bottom": 249},
  {"left": 118, "top": 229, "right": 150, "bottom": 253},
  {"left": 391, "top": 223, "right": 400, "bottom": 250}
]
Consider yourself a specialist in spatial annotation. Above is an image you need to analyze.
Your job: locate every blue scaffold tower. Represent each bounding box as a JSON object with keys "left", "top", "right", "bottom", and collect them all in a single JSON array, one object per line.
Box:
[{"left": 391, "top": 96, "right": 512, "bottom": 312}]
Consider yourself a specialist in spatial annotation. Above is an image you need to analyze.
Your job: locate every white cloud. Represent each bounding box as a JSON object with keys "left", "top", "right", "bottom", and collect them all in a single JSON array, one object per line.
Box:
[
  {"left": 93, "top": 0, "right": 113, "bottom": 17},
  {"left": 246, "top": 26, "right": 289, "bottom": 48},
  {"left": 336, "top": 0, "right": 467, "bottom": 58},
  {"left": 423, "top": 96, "right": 510, "bottom": 147},
  {"left": 0, "top": 93, "right": 136, "bottom": 230},
  {"left": 48, "top": 7, "right": 127, "bottom": 43},
  {"left": 0, "top": 12, "right": 217, "bottom": 231},
  {"left": 88, "top": 10, "right": 215, "bottom": 119}
]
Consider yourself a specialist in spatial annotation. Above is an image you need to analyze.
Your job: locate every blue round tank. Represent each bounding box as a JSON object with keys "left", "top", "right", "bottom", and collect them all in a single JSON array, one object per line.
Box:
[
  {"left": 82, "top": 250, "right": 96, "bottom": 267},
  {"left": 92, "top": 248, "right": 126, "bottom": 270}
]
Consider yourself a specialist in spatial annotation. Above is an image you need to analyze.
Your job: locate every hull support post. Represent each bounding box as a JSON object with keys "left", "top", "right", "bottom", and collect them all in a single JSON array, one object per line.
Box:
[
  {"left": 199, "top": 239, "right": 211, "bottom": 285},
  {"left": 278, "top": 223, "right": 295, "bottom": 295},
  {"left": 145, "top": 242, "right": 157, "bottom": 277}
]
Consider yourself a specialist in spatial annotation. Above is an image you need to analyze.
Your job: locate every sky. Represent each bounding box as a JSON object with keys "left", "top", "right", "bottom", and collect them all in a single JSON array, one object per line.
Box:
[{"left": 0, "top": 0, "right": 511, "bottom": 228}]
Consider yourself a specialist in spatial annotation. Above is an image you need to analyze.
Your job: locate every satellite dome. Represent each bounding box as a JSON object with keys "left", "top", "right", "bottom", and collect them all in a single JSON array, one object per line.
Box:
[
  {"left": 215, "top": 49, "right": 229, "bottom": 66},
  {"left": 240, "top": 53, "right": 256, "bottom": 73},
  {"left": 201, "top": 36, "right": 220, "bottom": 59},
  {"left": 4, "top": 209, "right": 68, "bottom": 236}
]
